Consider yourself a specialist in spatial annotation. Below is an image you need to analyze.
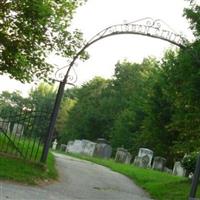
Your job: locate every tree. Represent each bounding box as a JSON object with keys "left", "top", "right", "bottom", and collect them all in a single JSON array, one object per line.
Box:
[
  {"left": 184, "top": 1, "right": 200, "bottom": 38},
  {"left": 0, "top": 90, "right": 30, "bottom": 117},
  {"left": 0, "top": 0, "right": 87, "bottom": 82},
  {"left": 61, "top": 77, "right": 110, "bottom": 142},
  {"left": 56, "top": 98, "right": 76, "bottom": 142},
  {"left": 109, "top": 59, "right": 159, "bottom": 154},
  {"left": 137, "top": 66, "right": 175, "bottom": 165},
  {"left": 28, "top": 82, "right": 56, "bottom": 138},
  {"left": 29, "top": 82, "right": 56, "bottom": 112}
]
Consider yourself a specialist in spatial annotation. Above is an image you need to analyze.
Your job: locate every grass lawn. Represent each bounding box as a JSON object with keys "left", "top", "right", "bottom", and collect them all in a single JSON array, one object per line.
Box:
[
  {"left": 0, "top": 133, "right": 43, "bottom": 161},
  {"left": 61, "top": 152, "right": 200, "bottom": 200},
  {"left": 0, "top": 133, "right": 58, "bottom": 185},
  {"left": 0, "top": 151, "right": 58, "bottom": 185}
]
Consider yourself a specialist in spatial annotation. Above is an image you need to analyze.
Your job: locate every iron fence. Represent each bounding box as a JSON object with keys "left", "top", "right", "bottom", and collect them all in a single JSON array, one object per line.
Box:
[{"left": 0, "top": 110, "right": 51, "bottom": 162}]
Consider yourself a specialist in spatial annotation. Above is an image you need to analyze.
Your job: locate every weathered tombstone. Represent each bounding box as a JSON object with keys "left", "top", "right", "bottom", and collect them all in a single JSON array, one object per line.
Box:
[
  {"left": 60, "top": 144, "right": 68, "bottom": 151},
  {"left": 0, "top": 118, "right": 10, "bottom": 132},
  {"left": 133, "top": 156, "right": 142, "bottom": 166},
  {"left": 152, "top": 156, "right": 167, "bottom": 171},
  {"left": 173, "top": 161, "right": 186, "bottom": 177},
  {"left": 136, "top": 148, "right": 153, "bottom": 168},
  {"left": 82, "top": 140, "right": 97, "bottom": 156},
  {"left": 125, "top": 152, "right": 132, "bottom": 164},
  {"left": 164, "top": 167, "right": 173, "bottom": 174},
  {"left": 93, "top": 138, "right": 112, "bottom": 159},
  {"left": 133, "top": 155, "right": 150, "bottom": 168},
  {"left": 115, "top": 148, "right": 128, "bottom": 163},
  {"left": 188, "top": 172, "right": 193, "bottom": 179},
  {"left": 65, "top": 141, "right": 74, "bottom": 152},
  {"left": 115, "top": 148, "right": 132, "bottom": 164},
  {"left": 12, "top": 123, "right": 24, "bottom": 136},
  {"left": 67, "top": 140, "right": 85, "bottom": 154},
  {"left": 52, "top": 139, "right": 58, "bottom": 150}
]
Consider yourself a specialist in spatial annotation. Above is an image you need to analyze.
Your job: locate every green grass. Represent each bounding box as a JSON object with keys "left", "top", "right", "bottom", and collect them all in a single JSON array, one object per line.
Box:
[
  {"left": 0, "top": 133, "right": 43, "bottom": 161},
  {"left": 0, "top": 151, "right": 58, "bottom": 185},
  {"left": 60, "top": 152, "right": 200, "bottom": 200},
  {"left": 0, "top": 133, "right": 58, "bottom": 184}
]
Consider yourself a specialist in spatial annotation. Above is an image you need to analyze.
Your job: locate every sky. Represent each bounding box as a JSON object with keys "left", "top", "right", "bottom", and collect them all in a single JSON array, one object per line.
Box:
[{"left": 0, "top": 0, "right": 197, "bottom": 96}]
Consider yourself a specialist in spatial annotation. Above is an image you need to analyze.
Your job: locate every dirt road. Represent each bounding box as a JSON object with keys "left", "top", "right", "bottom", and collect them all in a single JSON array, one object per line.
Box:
[{"left": 0, "top": 153, "right": 152, "bottom": 200}]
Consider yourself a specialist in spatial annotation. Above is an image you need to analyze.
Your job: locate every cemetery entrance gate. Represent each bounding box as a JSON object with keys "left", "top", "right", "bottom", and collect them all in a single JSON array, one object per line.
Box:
[{"left": 0, "top": 110, "right": 51, "bottom": 162}]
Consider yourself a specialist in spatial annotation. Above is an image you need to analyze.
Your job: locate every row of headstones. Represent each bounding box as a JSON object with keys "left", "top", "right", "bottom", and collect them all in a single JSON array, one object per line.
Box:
[
  {"left": 0, "top": 118, "right": 24, "bottom": 136},
  {"left": 115, "top": 147, "right": 186, "bottom": 177},
  {"left": 57, "top": 139, "right": 186, "bottom": 177},
  {"left": 59, "top": 138, "right": 112, "bottom": 159}
]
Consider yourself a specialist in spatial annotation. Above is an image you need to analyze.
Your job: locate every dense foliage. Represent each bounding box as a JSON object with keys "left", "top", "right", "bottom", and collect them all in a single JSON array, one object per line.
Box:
[
  {"left": 182, "top": 152, "right": 200, "bottom": 173},
  {"left": 0, "top": 0, "right": 87, "bottom": 82}
]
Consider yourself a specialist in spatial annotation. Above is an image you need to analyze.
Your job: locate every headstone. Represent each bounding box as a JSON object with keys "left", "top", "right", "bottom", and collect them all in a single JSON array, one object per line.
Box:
[
  {"left": 67, "top": 140, "right": 85, "bottom": 154},
  {"left": 173, "top": 161, "right": 186, "bottom": 177},
  {"left": 164, "top": 167, "right": 173, "bottom": 174},
  {"left": 125, "top": 152, "right": 132, "bottom": 164},
  {"left": 115, "top": 148, "right": 128, "bottom": 163},
  {"left": 0, "top": 118, "right": 10, "bottom": 132},
  {"left": 93, "top": 138, "right": 112, "bottom": 159},
  {"left": 137, "top": 148, "right": 153, "bottom": 168},
  {"left": 60, "top": 144, "right": 67, "bottom": 151},
  {"left": 133, "top": 156, "right": 142, "bottom": 167},
  {"left": 82, "top": 140, "right": 97, "bottom": 156},
  {"left": 188, "top": 172, "right": 193, "bottom": 179},
  {"left": 12, "top": 123, "right": 24, "bottom": 136},
  {"left": 133, "top": 155, "right": 150, "bottom": 168},
  {"left": 65, "top": 141, "right": 74, "bottom": 152},
  {"left": 52, "top": 139, "right": 58, "bottom": 150},
  {"left": 115, "top": 148, "right": 132, "bottom": 164},
  {"left": 152, "top": 156, "right": 166, "bottom": 171}
]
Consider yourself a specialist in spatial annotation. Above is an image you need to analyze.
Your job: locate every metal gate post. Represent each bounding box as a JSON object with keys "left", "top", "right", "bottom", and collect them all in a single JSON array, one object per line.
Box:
[
  {"left": 40, "top": 81, "right": 66, "bottom": 163},
  {"left": 189, "top": 155, "right": 200, "bottom": 199}
]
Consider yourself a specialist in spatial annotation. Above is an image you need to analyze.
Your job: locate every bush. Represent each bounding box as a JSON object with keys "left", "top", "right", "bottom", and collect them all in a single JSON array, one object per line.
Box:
[{"left": 181, "top": 152, "right": 200, "bottom": 173}]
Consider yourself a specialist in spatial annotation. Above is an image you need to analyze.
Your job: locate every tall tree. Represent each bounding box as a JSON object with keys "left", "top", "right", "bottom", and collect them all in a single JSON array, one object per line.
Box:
[
  {"left": 29, "top": 83, "right": 56, "bottom": 137},
  {"left": 0, "top": 90, "right": 30, "bottom": 117},
  {"left": 56, "top": 98, "right": 76, "bottom": 142},
  {"left": 110, "top": 59, "right": 158, "bottom": 154},
  {"left": 0, "top": 0, "right": 87, "bottom": 82},
  {"left": 62, "top": 77, "right": 110, "bottom": 142}
]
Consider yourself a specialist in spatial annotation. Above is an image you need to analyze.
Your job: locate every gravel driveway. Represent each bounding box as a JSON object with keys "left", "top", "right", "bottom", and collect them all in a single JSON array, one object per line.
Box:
[{"left": 0, "top": 153, "right": 153, "bottom": 200}]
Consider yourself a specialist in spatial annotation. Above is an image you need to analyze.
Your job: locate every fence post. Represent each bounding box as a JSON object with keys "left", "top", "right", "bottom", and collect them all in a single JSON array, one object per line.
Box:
[
  {"left": 189, "top": 155, "right": 200, "bottom": 199},
  {"left": 40, "top": 81, "right": 65, "bottom": 163}
]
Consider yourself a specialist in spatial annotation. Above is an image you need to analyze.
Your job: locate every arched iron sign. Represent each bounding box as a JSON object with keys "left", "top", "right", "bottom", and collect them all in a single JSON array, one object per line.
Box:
[
  {"left": 55, "top": 17, "right": 187, "bottom": 84},
  {"left": 41, "top": 18, "right": 187, "bottom": 162}
]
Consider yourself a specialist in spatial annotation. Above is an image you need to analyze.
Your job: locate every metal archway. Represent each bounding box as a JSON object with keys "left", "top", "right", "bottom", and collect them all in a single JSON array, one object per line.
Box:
[{"left": 40, "top": 18, "right": 187, "bottom": 162}]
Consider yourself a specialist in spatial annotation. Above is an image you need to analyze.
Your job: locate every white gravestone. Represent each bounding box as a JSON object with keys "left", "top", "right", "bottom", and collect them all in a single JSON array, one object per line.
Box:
[
  {"left": 152, "top": 156, "right": 166, "bottom": 171},
  {"left": 133, "top": 156, "right": 148, "bottom": 168},
  {"left": 125, "top": 152, "right": 132, "bottom": 164},
  {"left": 173, "top": 161, "right": 186, "bottom": 177},
  {"left": 60, "top": 144, "right": 68, "bottom": 151},
  {"left": 65, "top": 141, "right": 74, "bottom": 152},
  {"left": 0, "top": 118, "right": 10, "bottom": 132},
  {"left": 12, "top": 123, "right": 24, "bottom": 136},
  {"left": 82, "top": 140, "right": 97, "bottom": 156},
  {"left": 133, "top": 156, "right": 141, "bottom": 166},
  {"left": 52, "top": 139, "right": 58, "bottom": 150},
  {"left": 93, "top": 138, "right": 112, "bottom": 159},
  {"left": 137, "top": 148, "right": 153, "bottom": 168},
  {"left": 164, "top": 167, "right": 173, "bottom": 174},
  {"left": 115, "top": 148, "right": 132, "bottom": 164},
  {"left": 67, "top": 140, "right": 85, "bottom": 154}
]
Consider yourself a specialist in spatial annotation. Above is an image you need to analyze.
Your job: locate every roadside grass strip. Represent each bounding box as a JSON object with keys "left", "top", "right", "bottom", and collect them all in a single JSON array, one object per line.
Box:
[
  {"left": 0, "top": 152, "right": 58, "bottom": 185},
  {"left": 0, "top": 133, "right": 43, "bottom": 161}
]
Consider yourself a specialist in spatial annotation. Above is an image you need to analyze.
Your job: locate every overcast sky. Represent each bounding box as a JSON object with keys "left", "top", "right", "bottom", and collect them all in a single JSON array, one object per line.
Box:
[{"left": 0, "top": 0, "right": 197, "bottom": 96}]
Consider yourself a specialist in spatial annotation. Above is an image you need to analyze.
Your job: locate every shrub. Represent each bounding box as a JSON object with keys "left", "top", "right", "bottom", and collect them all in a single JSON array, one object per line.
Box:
[{"left": 181, "top": 152, "right": 200, "bottom": 173}]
